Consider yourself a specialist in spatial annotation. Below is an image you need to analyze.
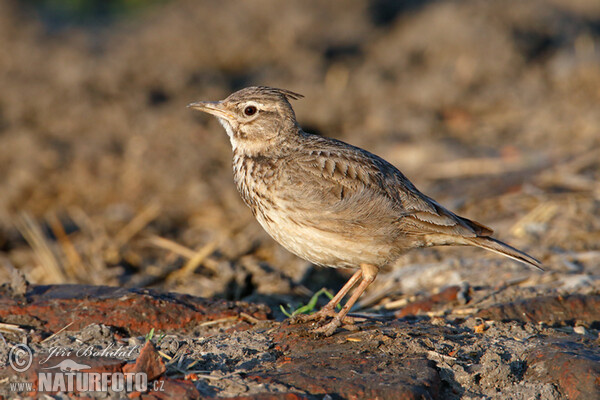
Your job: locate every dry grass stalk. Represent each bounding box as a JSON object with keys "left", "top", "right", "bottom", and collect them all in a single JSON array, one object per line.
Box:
[
  {"left": 554, "top": 147, "right": 600, "bottom": 174},
  {"left": 166, "top": 239, "right": 219, "bottom": 283},
  {"left": 15, "top": 212, "right": 68, "bottom": 283},
  {"left": 380, "top": 297, "right": 410, "bottom": 310},
  {"left": 510, "top": 201, "right": 559, "bottom": 238},
  {"left": 0, "top": 322, "right": 27, "bottom": 335},
  {"left": 145, "top": 235, "right": 197, "bottom": 259},
  {"left": 68, "top": 207, "right": 110, "bottom": 275},
  {"left": 423, "top": 157, "right": 529, "bottom": 180},
  {"left": 197, "top": 316, "right": 238, "bottom": 327},
  {"left": 239, "top": 312, "right": 262, "bottom": 324},
  {"left": 113, "top": 202, "right": 162, "bottom": 247},
  {"left": 47, "top": 212, "right": 84, "bottom": 281},
  {"left": 104, "top": 202, "right": 162, "bottom": 264},
  {"left": 41, "top": 322, "right": 74, "bottom": 343},
  {"left": 536, "top": 147, "right": 600, "bottom": 192}
]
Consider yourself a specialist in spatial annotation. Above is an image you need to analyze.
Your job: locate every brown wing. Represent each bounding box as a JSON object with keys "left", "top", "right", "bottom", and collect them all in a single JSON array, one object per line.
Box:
[{"left": 282, "top": 133, "right": 492, "bottom": 239}]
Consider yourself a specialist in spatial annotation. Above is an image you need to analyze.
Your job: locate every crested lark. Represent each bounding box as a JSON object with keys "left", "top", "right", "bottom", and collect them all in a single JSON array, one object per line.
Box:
[{"left": 188, "top": 86, "right": 542, "bottom": 336}]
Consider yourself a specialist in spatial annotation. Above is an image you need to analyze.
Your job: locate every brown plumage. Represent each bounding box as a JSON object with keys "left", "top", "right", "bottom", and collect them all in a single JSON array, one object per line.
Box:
[{"left": 188, "top": 86, "right": 542, "bottom": 336}]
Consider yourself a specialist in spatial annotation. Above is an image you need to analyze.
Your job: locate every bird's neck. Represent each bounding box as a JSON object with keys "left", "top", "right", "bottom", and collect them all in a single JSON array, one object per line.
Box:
[{"left": 230, "top": 128, "right": 300, "bottom": 158}]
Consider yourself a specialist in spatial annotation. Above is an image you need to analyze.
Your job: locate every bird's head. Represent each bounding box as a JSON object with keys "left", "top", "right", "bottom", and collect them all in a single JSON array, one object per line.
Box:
[{"left": 188, "top": 86, "right": 303, "bottom": 153}]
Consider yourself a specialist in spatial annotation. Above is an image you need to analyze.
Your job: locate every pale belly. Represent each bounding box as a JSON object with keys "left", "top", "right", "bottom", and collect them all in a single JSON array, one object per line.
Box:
[{"left": 254, "top": 206, "right": 399, "bottom": 268}]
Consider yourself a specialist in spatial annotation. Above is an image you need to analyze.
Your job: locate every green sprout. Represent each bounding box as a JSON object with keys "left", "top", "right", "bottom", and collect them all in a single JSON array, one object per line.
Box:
[
  {"left": 144, "top": 328, "right": 155, "bottom": 343},
  {"left": 280, "top": 288, "right": 340, "bottom": 317},
  {"left": 144, "top": 328, "right": 166, "bottom": 344}
]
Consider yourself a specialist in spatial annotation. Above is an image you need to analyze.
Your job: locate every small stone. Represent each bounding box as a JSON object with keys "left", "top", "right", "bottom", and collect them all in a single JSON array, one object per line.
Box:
[
  {"left": 573, "top": 326, "right": 586, "bottom": 335},
  {"left": 473, "top": 323, "right": 486, "bottom": 334},
  {"left": 123, "top": 341, "right": 166, "bottom": 381}
]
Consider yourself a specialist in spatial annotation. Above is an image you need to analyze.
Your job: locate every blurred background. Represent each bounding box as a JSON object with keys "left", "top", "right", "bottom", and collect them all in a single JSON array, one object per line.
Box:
[{"left": 1, "top": 0, "right": 599, "bottom": 311}]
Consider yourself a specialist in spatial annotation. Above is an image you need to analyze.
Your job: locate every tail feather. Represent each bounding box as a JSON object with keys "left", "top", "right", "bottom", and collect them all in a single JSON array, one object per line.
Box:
[{"left": 466, "top": 236, "right": 543, "bottom": 271}]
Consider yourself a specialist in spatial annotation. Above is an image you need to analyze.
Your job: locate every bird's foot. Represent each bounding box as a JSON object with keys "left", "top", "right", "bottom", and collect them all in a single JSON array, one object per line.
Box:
[
  {"left": 312, "top": 317, "right": 363, "bottom": 336},
  {"left": 289, "top": 307, "right": 337, "bottom": 324},
  {"left": 312, "top": 317, "right": 343, "bottom": 337},
  {"left": 290, "top": 308, "right": 357, "bottom": 326}
]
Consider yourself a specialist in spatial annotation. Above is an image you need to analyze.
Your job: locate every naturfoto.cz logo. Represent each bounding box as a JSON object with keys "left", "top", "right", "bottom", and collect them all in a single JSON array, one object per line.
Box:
[
  {"left": 37, "top": 368, "right": 148, "bottom": 393},
  {"left": 6, "top": 341, "right": 163, "bottom": 394}
]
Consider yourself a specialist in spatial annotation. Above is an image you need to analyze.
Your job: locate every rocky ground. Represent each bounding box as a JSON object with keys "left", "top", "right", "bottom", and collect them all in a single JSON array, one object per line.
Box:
[
  {"left": 0, "top": 0, "right": 599, "bottom": 398},
  {"left": 0, "top": 282, "right": 599, "bottom": 399}
]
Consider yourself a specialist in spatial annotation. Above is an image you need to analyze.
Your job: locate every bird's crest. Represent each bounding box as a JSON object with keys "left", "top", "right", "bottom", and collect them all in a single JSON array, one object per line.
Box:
[{"left": 226, "top": 86, "right": 304, "bottom": 103}]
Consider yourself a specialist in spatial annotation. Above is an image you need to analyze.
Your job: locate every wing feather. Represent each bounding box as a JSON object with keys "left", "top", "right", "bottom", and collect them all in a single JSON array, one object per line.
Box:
[{"left": 283, "top": 133, "right": 490, "bottom": 239}]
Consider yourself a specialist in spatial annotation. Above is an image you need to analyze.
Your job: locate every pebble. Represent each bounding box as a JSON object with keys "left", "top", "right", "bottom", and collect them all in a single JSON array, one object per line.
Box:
[{"left": 573, "top": 326, "right": 587, "bottom": 335}]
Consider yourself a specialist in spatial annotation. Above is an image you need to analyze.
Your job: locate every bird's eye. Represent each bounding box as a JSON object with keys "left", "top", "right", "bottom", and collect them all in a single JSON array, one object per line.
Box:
[{"left": 244, "top": 106, "right": 257, "bottom": 116}]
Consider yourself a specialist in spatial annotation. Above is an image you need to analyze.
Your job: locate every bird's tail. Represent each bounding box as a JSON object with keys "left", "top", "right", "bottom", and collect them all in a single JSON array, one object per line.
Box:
[{"left": 465, "top": 236, "right": 543, "bottom": 271}]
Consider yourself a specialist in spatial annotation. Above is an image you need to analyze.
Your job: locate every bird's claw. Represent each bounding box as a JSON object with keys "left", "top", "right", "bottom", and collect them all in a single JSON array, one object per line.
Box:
[
  {"left": 289, "top": 307, "right": 337, "bottom": 324},
  {"left": 313, "top": 318, "right": 343, "bottom": 337}
]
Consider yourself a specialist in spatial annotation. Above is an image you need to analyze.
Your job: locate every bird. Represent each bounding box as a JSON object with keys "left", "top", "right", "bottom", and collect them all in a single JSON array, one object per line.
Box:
[{"left": 188, "top": 86, "right": 542, "bottom": 336}]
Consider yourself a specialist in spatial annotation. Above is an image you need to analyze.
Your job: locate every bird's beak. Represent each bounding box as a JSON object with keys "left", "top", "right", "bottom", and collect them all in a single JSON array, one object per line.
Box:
[{"left": 187, "top": 101, "right": 234, "bottom": 120}]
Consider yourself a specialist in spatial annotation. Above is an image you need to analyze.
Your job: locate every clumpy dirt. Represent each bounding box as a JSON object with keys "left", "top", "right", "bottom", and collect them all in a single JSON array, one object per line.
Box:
[
  {"left": 0, "top": 283, "right": 599, "bottom": 399},
  {"left": 0, "top": 0, "right": 599, "bottom": 398}
]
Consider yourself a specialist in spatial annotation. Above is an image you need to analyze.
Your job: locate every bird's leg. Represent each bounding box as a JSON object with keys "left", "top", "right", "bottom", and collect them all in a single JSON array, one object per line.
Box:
[
  {"left": 319, "top": 269, "right": 363, "bottom": 315},
  {"left": 291, "top": 269, "right": 362, "bottom": 323},
  {"left": 314, "top": 264, "right": 379, "bottom": 336}
]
